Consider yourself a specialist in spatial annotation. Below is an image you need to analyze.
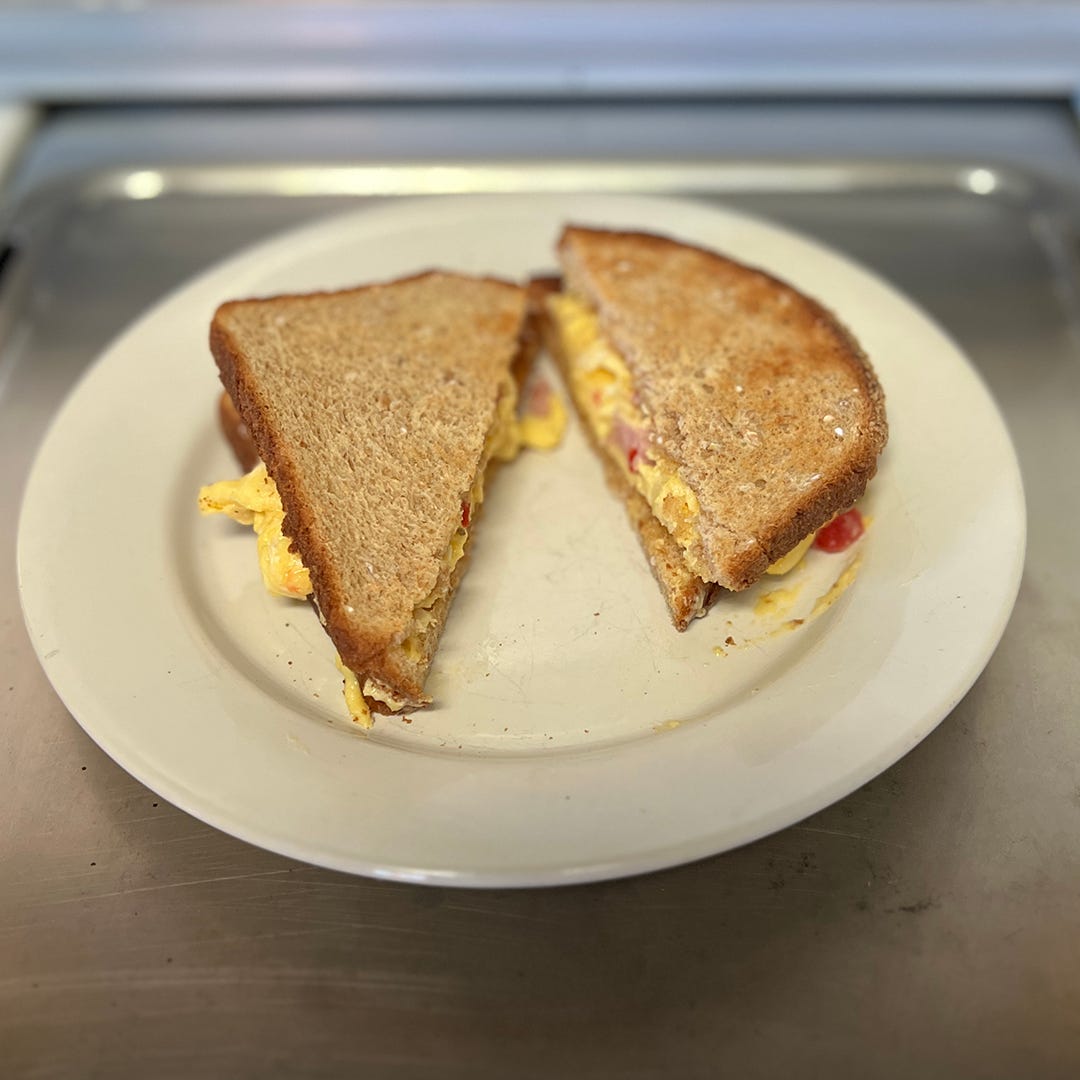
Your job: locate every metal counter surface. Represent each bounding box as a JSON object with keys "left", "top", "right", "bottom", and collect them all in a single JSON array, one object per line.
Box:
[{"left": 2, "top": 108, "right": 1079, "bottom": 1077}]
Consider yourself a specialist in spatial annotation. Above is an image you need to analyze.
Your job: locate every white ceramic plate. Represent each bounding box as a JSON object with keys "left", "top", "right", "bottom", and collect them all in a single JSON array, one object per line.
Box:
[{"left": 17, "top": 194, "right": 1025, "bottom": 887}]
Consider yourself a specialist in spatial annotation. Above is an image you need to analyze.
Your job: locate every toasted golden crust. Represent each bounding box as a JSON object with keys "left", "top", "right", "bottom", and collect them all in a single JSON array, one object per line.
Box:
[
  {"left": 531, "top": 276, "right": 719, "bottom": 630},
  {"left": 557, "top": 226, "right": 888, "bottom": 590},
  {"left": 210, "top": 271, "right": 529, "bottom": 709}
]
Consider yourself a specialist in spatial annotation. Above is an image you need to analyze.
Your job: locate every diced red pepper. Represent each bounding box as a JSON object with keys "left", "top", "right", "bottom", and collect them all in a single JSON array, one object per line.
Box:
[
  {"left": 610, "top": 415, "right": 651, "bottom": 475},
  {"left": 461, "top": 501, "right": 471, "bottom": 529},
  {"left": 526, "top": 376, "right": 553, "bottom": 417},
  {"left": 814, "top": 508, "right": 864, "bottom": 553}
]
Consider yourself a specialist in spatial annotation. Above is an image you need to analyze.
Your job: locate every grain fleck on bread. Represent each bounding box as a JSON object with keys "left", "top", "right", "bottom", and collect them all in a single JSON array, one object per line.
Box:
[
  {"left": 210, "top": 271, "right": 530, "bottom": 710},
  {"left": 556, "top": 226, "right": 888, "bottom": 592}
]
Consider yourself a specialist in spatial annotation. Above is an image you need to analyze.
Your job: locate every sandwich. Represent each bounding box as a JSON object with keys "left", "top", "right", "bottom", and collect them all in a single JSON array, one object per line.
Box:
[
  {"left": 537, "top": 226, "right": 888, "bottom": 629},
  {"left": 198, "top": 271, "right": 564, "bottom": 726}
]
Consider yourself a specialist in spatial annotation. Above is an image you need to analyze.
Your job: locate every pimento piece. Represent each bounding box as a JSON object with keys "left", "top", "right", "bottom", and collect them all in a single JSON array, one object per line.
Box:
[
  {"left": 525, "top": 376, "right": 553, "bottom": 418},
  {"left": 610, "top": 416, "right": 650, "bottom": 475},
  {"left": 461, "top": 501, "right": 471, "bottom": 529},
  {"left": 814, "top": 508, "right": 864, "bottom": 553}
]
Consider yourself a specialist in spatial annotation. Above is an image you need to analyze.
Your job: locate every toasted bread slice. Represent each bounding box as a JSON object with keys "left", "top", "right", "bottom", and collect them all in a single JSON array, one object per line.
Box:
[
  {"left": 210, "top": 271, "right": 532, "bottom": 713},
  {"left": 550, "top": 226, "right": 887, "bottom": 603}
]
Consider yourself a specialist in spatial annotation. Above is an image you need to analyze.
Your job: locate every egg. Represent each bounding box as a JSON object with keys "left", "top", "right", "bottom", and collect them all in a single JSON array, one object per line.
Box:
[
  {"left": 490, "top": 374, "right": 569, "bottom": 459},
  {"left": 549, "top": 293, "right": 702, "bottom": 552},
  {"left": 765, "top": 532, "right": 815, "bottom": 576},
  {"left": 517, "top": 389, "right": 568, "bottom": 450},
  {"left": 335, "top": 654, "right": 374, "bottom": 728},
  {"left": 198, "top": 463, "right": 312, "bottom": 599},
  {"left": 200, "top": 466, "right": 376, "bottom": 724}
]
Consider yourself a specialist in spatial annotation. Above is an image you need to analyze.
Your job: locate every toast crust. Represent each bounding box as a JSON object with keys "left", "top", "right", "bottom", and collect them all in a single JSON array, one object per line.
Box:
[
  {"left": 557, "top": 226, "right": 888, "bottom": 590},
  {"left": 210, "top": 271, "right": 529, "bottom": 709}
]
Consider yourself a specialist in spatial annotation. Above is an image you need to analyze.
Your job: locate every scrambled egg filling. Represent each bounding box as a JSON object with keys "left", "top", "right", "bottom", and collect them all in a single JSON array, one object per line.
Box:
[
  {"left": 545, "top": 294, "right": 627, "bottom": 442},
  {"left": 335, "top": 654, "right": 373, "bottom": 728},
  {"left": 198, "top": 377, "right": 566, "bottom": 725},
  {"left": 490, "top": 375, "right": 568, "bottom": 459},
  {"left": 198, "top": 464, "right": 312, "bottom": 599},
  {"left": 765, "top": 533, "right": 816, "bottom": 576},
  {"left": 548, "top": 294, "right": 706, "bottom": 561},
  {"left": 518, "top": 388, "right": 568, "bottom": 450},
  {"left": 547, "top": 293, "right": 814, "bottom": 579}
]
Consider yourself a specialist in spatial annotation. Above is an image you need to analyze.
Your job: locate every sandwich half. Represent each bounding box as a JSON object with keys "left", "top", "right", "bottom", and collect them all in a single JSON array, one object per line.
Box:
[
  {"left": 198, "top": 271, "right": 545, "bottom": 725},
  {"left": 539, "top": 226, "right": 888, "bottom": 629}
]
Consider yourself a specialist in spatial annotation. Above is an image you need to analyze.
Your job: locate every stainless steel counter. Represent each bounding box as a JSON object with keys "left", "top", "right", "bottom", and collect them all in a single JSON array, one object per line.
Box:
[{"left": 3, "top": 103, "right": 1080, "bottom": 1077}]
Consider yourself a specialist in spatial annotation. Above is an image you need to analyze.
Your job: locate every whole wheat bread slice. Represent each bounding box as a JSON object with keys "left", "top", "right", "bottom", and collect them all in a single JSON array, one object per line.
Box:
[
  {"left": 555, "top": 226, "right": 888, "bottom": 593},
  {"left": 210, "top": 271, "right": 531, "bottom": 712}
]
